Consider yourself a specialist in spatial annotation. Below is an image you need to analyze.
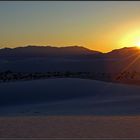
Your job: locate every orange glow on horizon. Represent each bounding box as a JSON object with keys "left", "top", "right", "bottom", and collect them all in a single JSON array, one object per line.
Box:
[{"left": 119, "top": 29, "right": 140, "bottom": 48}]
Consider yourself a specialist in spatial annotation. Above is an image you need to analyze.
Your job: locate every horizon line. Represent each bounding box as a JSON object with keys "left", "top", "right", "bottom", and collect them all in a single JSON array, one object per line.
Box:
[{"left": 0, "top": 45, "right": 139, "bottom": 54}]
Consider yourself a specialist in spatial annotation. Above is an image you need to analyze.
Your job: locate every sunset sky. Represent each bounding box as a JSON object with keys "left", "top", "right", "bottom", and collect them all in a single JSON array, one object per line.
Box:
[{"left": 1, "top": 1, "right": 140, "bottom": 52}]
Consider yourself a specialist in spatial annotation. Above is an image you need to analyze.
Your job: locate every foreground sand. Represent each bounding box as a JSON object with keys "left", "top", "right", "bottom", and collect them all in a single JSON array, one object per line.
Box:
[
  {"left": 0, "top": 116, "right": 140, "bottom": 139},
  {"left": 1, "top": 79, "right": 140, "bottom": 139}
]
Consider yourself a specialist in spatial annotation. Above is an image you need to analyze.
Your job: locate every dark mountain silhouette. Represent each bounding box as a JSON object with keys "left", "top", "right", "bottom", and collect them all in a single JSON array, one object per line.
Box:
[
  {"left": 0, "top": 45, "right": 139, "bottom": 59},
  {"left": 0, "top": 45, "right": 101, "bottom": 58},
  {"left": 0, "top": 45, "right": 140, "bottom": 73},
  {"left": 105, "top": 47, "right": 140, "bottom": 58}
]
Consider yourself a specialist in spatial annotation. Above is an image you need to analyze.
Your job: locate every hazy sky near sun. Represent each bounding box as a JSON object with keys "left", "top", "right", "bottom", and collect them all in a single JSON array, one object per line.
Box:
[{"left": 1, "top": 1, "right": 140, "bottom": 52}]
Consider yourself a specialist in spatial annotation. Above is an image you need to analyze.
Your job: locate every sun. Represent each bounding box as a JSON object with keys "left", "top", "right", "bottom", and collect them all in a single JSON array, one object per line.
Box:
[
  {"left": 136, "top": 42, "right": 140, "bottom": 48},
  {"left": 119, "top": 30, "right": 140, "bottom": 49}
]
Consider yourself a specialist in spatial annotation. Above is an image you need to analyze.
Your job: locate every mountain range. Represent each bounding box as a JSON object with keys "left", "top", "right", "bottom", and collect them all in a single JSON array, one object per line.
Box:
[
  {"left": 0, "top": 45, "right": 100, "bottom": 58},
  {"left": 0, "top": 45, "right": 140, "bottom": 59},
  {"left": 0, "top": 45, "right": 140, "bottom": 73}
]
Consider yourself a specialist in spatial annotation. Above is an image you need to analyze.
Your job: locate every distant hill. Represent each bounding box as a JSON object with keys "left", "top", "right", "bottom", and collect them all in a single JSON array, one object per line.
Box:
[
  {"left": 105, "top": 47, "right": 140, "bottom": 58},
  {"left": 0, "top": 45, "right": 101, "bottom": 58},
  {"left": 0, "top": 45, "right": 140, "bottom": 59},
  {"left": 0, "top": 45, "right": 140, "bottom": 73}
]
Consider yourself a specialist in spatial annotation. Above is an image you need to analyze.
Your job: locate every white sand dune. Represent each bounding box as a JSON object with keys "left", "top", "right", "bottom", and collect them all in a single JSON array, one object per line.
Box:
[
  {"left": 0, "top": 78, "right": 140, "bottom": 138},
  {"left": 0, "top": 78, "right": 140, "bottom": 116}
]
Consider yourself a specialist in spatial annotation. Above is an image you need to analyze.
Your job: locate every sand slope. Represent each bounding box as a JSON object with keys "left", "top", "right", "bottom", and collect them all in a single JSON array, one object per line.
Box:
[
  {"left": 0, "top": 79, "right": 140, "bottom": 138},
  {"left": 0, "top": 78, "right": 140, "bottom": 116}
]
